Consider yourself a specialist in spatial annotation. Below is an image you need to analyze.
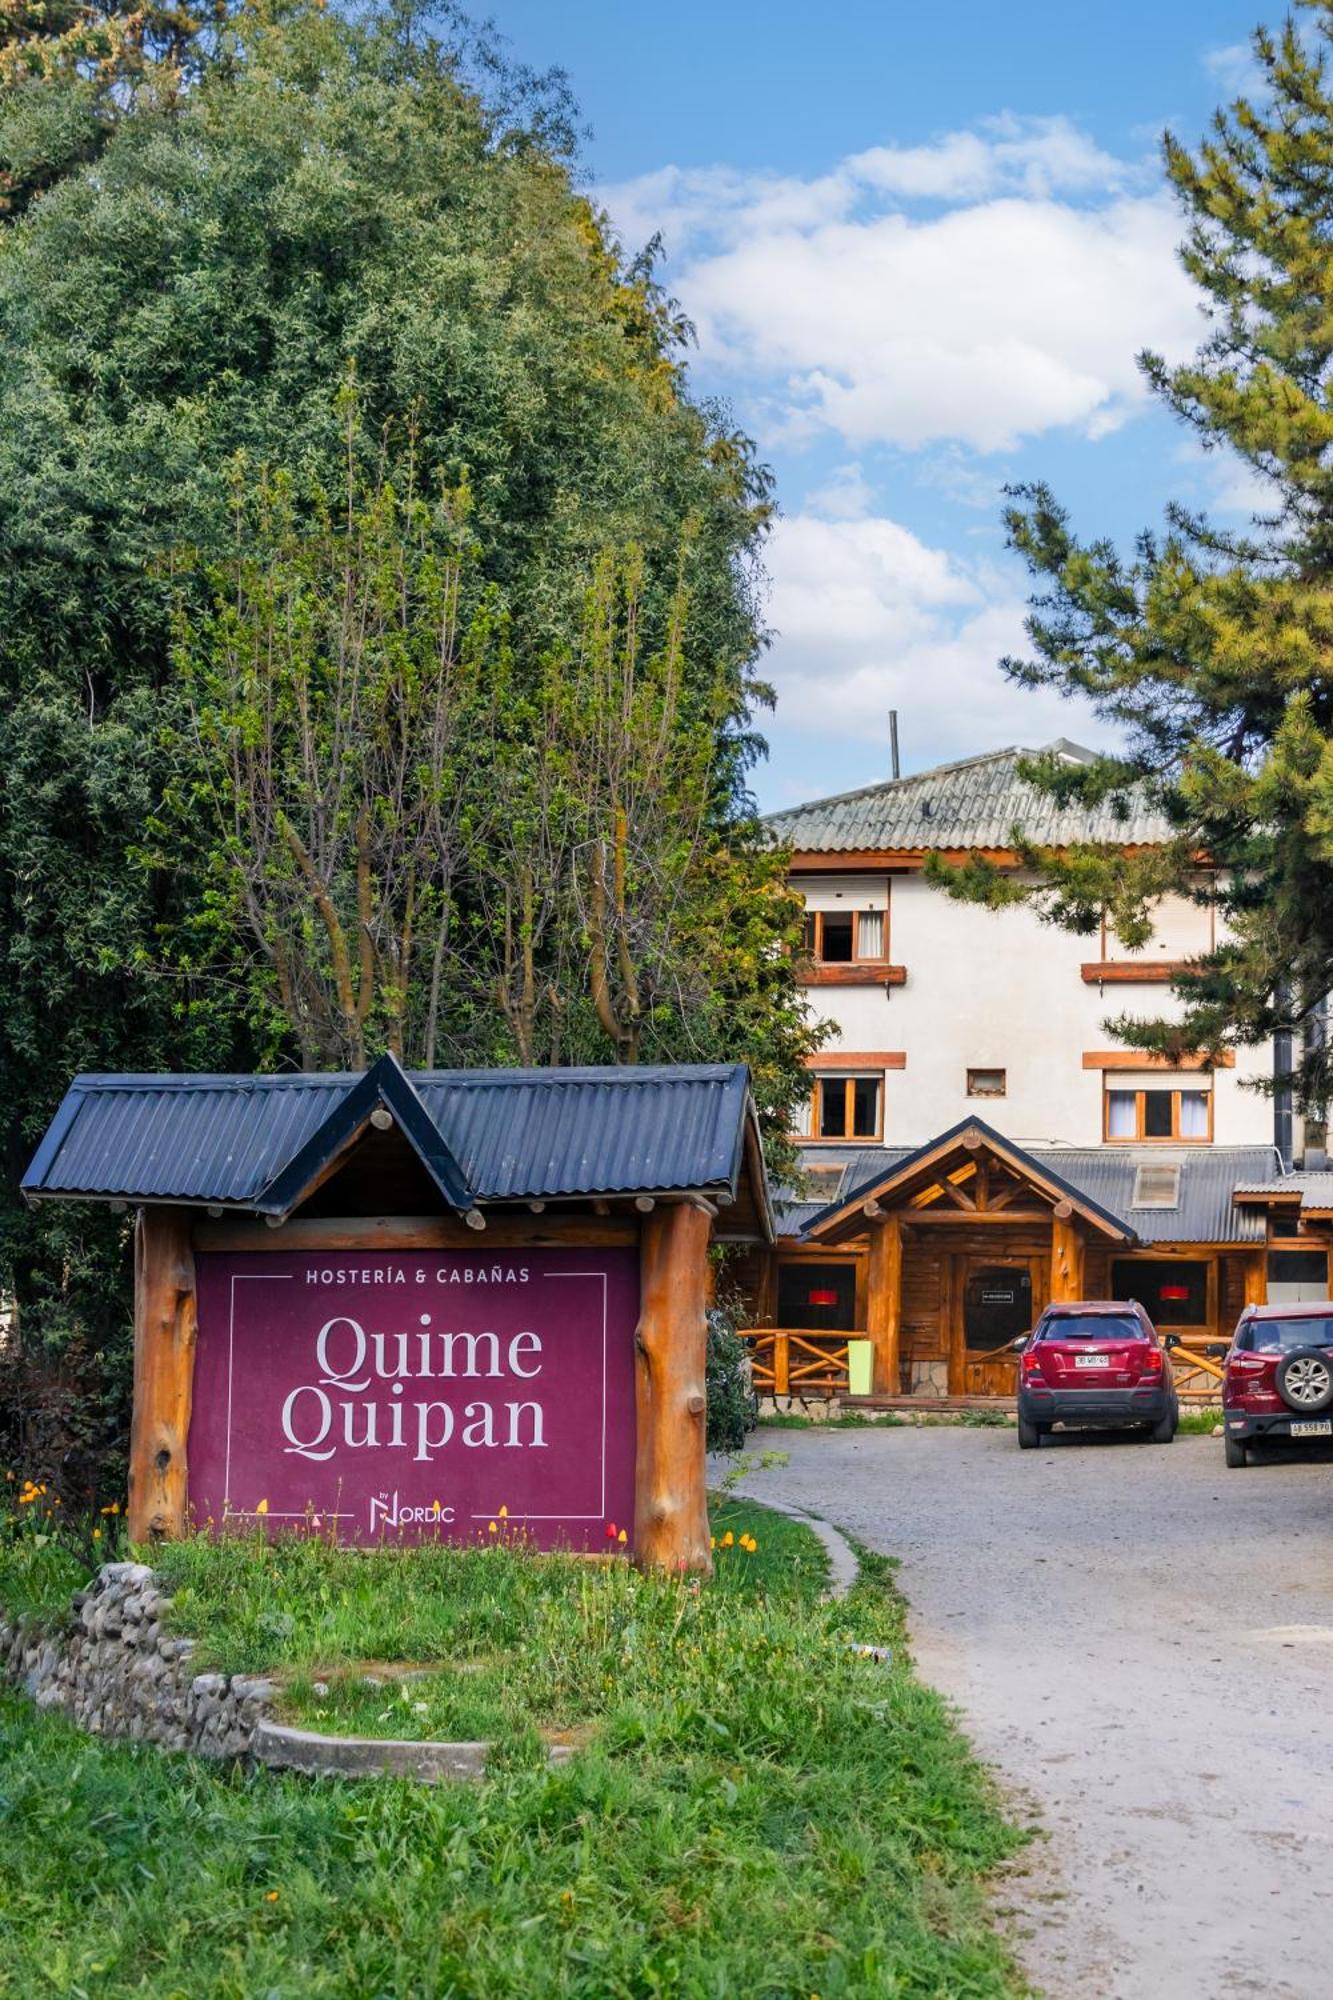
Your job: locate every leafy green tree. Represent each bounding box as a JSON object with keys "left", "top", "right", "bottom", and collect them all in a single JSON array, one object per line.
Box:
[
  {"left": 0, "top": 0, "right": 795, "bottom": 1479},
  {"left": 0, "top": 0, "right": 226, "bottom": 218},
  {"left": 936, "top": 4, "right": 1333, "bottom": 1110}
]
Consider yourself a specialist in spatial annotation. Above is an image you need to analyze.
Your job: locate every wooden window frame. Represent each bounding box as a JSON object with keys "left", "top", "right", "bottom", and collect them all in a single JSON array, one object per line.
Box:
[
  {"left": 803, "top": 903, "right": 891, "bottom": 967},
  {"left": 966, "top": 1067, "right": 1007, "bottom": 1098},
  {"left": 800, "top": 1073, "right": 884, "bottom": 1146},
  {"left": 1102, "top": 1084, "right": 1213, "bottom": 1145}
]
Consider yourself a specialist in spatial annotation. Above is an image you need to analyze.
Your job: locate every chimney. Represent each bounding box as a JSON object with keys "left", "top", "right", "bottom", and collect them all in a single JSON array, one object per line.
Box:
[{"left": 889, "top": 710, "right": 900, "bottom": 781}]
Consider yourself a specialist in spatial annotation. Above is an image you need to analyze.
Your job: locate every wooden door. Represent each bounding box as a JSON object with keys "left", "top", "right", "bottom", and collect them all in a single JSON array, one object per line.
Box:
[{"left": 950, "top": 1255, "right": 1044, "bottom": 1396}]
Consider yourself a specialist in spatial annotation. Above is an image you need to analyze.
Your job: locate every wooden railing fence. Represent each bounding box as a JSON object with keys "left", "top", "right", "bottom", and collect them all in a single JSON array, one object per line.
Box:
[{"left": 742, "top": 1328, "right": 850, "bottom": 1397}]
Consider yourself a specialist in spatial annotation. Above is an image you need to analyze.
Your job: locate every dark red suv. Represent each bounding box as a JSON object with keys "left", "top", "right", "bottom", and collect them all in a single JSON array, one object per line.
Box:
[
  {"left": 1222, "top": 1303, "right": 1333, "bottom": 1467},
  {"left": 1016, "top": 1300, "right": 1178, "bottom": 1449}
]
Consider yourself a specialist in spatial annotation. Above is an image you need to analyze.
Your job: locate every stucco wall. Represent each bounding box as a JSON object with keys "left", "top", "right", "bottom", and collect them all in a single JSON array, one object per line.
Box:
[{"left": 801, "top": 872, "right": 1274, "bottom": 1151}]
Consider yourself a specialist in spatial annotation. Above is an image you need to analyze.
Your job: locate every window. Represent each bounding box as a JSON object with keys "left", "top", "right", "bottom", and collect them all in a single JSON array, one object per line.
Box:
[
  {"left": 1111, "top": 1258, "right": 1210, "bottom": 1327},
  {"left": 1105, "top": 1084, "right": 1211, "bottom": 1143},
  {"left": 1266, "top": 1250, "right": 1330, "bottom": 1303},
  {"left": 1130, "top": 1164, "right": 1181, "bottom": 1209},
  {"left": 1038, "top": 1311, "right": 1143, "bottom": 1342},
  {"left": 967, "top": 1067, "right": 1006, "bottom": 1098},
  {"left": 800, "top": 1073, "right": 882, "bottom": 1143},
  {"left": 1237, "top": 1312, "right": 1333, "bottom": 1352},
  {"left": 776, "top": 1262, "right": 858, "bottom": 1331},
  {"left": 802, "top": 906, "right": 888, "bottom": 964}
]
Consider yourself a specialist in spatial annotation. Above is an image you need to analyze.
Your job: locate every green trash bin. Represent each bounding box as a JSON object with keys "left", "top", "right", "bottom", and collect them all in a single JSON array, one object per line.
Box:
[{"left": 847, "top": 1338, "right": 873, "bottom": 1398}]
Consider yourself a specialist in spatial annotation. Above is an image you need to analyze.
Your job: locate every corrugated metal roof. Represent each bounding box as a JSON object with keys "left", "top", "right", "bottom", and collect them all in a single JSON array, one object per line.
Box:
[
  {"left": 23, "top": 1061, "right": 758, "bottom": 1213},
  {"left": 1234, "top": 1170, "right": 1333, "bottom": 1211},
  {"left": 776, "top": 1142, "right": 1277, "bottom": 1244},
  {"left": 764, "top": 739, "right": 1174, "bottom": 854}
]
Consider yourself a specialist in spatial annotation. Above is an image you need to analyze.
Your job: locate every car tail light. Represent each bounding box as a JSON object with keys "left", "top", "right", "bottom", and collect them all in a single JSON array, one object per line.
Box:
[
  {"left": 1139, "top": 1346, "right": 1164, "bottom": 1374},
  {"left": 1021, "top": 1349, "right": 1043, "bottom": 1376},
  {"left": 1227, "top": 1354, "right": 1269, "bottom": 1374}
]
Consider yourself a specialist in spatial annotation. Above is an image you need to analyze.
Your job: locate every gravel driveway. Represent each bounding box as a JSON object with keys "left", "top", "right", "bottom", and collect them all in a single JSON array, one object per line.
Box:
[{"left": 725, "top": 1426, "right": 1333, "bottom": 1999}]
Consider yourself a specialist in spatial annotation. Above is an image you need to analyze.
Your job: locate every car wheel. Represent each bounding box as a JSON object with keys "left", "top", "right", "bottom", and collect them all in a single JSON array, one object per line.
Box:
[
  {"left": 1017, "top": 1414, "right": 1041, "bottom": 1450},
  {"left": 1150, "top": 1410, "right": 1176, "bottom": 1443},
  {"left": 1275, "top": 1348, "right": 1333, "bottom": 1415},
  {"left": 1224, "top": 1433, "right": 1248, "bottom": 1469}
]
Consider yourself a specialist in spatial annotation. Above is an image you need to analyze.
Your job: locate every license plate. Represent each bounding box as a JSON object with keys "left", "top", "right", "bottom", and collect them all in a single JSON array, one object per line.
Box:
[
  {"left": 1074, "top": 1354, "right": 1110, "bottom": 1369},
  {"left": 1290, "top": 1420, "right": 1332, "bottom": 1438}
]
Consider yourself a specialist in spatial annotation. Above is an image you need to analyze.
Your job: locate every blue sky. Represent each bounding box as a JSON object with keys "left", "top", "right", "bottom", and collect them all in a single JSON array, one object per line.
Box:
[{"left": 486, "top": 1, "right": 1272, "bottom": 808}]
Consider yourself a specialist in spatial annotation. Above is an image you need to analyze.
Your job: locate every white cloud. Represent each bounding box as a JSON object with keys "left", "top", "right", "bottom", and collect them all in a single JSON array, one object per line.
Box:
[
  {"left": 763, "top": 512, "right": 1106, "bottom": 762},
  {"left": 1204, "top": 41, "right": 1264, "bottom": 96},
  {"left": 804, "top": 462, "right": 877, "bottom": 520},
  {"left": 602, "top": 120, "right": 1197, "bottom": 456}
]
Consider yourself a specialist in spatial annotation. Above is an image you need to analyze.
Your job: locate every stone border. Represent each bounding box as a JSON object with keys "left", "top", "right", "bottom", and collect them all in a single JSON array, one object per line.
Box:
[
  {"left": 253, "top": 1718, "right": 576, "bottom": 1781},
  {"left": 0, "top": 1562, "right": 568, "bottom": 1783},
  {"left": 746, "top": 1496, "right": 859, "bottom": 1599}
]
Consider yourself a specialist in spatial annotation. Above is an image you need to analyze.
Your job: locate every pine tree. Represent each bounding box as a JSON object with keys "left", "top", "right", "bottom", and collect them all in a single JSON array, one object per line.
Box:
[{"left": 942, "top": 3, "right": 1333, "bottom": 1111}]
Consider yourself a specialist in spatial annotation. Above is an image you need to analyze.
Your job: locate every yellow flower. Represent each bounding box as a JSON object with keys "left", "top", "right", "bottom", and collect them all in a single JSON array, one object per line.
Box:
[
  {"left": 254, "top": 1499, "right": 269, "bottom": 1517},
  {"left": 617, "top": 1529, "right": 627, "bottom": 1545},
  {"left": 264, "top": 1890, "right": 280, "bottom": 1903},
  {"left": 720, "top": 1531, "right": 734, "bottom": 1549},
  {"left": 92, "top": 1528, "right": 102, "bottom": 1541},
  {"left": 488, "top": 1520, "right": 498, "bottom": 1535},
  {"left": 710, "top": 1536, "right": 717, "bottom": 1549},
  {"left": 498, "top": 1505, "right": 508, "bottom": 1520}
]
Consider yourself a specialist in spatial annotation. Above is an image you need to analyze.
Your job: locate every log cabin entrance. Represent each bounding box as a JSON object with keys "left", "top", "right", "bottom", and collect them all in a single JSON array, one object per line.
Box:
[
  {"left": 951, "top": 1256, "right": 1039, "bottom": 1396},
  {"left": 797, "top": 1117, "right": 1137, "bottom": 1400}
]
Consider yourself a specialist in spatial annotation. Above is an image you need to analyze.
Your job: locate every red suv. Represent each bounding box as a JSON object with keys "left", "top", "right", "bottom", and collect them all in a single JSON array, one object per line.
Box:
[
  {"left": 1016, "top": 1301, "right": 1178, "bottom": 1449},
  {"left": 1222, "top": 1303, "right": 1333, "bottom": 1467}
]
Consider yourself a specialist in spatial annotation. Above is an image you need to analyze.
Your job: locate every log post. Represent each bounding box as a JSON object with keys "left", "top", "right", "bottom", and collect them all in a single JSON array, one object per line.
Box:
[
  {"left": 1242, "top": 1246, "right": 1267, "bottom": 1309},
  {"left": 1050, "top": 1212, "right": 1085, "bottom": 1304},
  {"left": 866, "top": 1212, "right": 902, "bottom": 1394},
  {"left": 634, "top": 1200, "right": 713, "bottom": 1575},
  {"left": 773, "top": 1331, "right": 790, "bottom": 1395},
  {"left": 127, "top": 1207, "right": 198, "bottom": 1544}
]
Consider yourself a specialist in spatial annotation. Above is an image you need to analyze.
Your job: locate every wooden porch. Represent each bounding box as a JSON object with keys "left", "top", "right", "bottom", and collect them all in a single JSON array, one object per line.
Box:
[
  {"left": 741, "top": 1326, "right": 1232, "bottom": 1404},
  {"left": 745, "top": 1120, "right": 1260, "bottom": 1405}
]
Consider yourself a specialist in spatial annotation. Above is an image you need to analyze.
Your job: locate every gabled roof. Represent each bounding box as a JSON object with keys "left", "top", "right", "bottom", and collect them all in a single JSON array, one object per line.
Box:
[
  {"left": 803, "top": 1117, "right": 1135, "bottom": 1244},
  {"left": 779, "top": 1140, "right": 1277, "bottom": 1246},
  {"left": 23, "top": 1059, "right": 772, "bottom": 1237},
  {"left": 256, "top": 1055, "right": 473, "bottom": 1219},
  {"left": 764, "top": 740, "right": 1173, "bottom": 855}
]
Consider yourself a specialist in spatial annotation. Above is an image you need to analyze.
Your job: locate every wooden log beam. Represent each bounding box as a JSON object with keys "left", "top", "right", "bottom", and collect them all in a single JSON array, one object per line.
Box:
[
  {"left": 128, "top": 1208, "right": 198, "bottom": 1545},
  {"left": 1242, "top": 1247, "right": 1266, "bottom": 1310},
  {"left": 634, "top": 1201, "right": 713, "bottom": 1575},
  {"left": 1050, "top": 1213, "right": 1085, "bottom": 1304},
  {"left": 866, "top": 1213, "right": 902, "bottom": 1395},
  {"left": 193, "top": 1214, "right": 639, "bottom": 1252}
]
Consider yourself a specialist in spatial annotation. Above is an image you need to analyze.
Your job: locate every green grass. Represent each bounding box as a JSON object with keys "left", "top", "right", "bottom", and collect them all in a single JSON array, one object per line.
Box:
[
  {"left": 1175, "top": 1407, "right": 1224, "bottom": 1436},
  {"left": 757, "top": 1410, "right": 904, "bottom": 1429},
  {"left": 0, "top": 1498, "right": 1026, "bottom": 1997}
]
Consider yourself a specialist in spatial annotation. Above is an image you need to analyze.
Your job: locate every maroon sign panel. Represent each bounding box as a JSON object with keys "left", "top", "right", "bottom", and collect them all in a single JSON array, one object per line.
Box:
[{"left": 188, "top": 1248, "right": 638, "bottom": 1549}]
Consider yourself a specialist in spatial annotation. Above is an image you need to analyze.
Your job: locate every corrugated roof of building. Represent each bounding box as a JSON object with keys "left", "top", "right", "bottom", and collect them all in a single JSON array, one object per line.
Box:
[
  {"left": 776, "top": 1142, "right": 1277, "bottom": 1244},
  {"left": 23, "top": 1059, "right": 763, "bottom": 1220},
  {"left": 1234, "top": 1170, "right": 1333, "bottom": 1210},
  {"left": 764, "top": 740, "right": 1174, "bottom": 854}
]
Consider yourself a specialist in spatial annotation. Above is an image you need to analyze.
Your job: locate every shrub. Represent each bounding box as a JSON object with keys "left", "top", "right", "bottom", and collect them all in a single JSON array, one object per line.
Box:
[{"left": 705, "top": 1302, "right": 756, "bottom": 1454}]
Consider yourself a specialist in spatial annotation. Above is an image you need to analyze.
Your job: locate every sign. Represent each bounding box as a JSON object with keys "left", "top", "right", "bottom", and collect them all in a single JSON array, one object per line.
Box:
[{"left": 187, "top": 1247, "right": 638, "bottom": 1549}]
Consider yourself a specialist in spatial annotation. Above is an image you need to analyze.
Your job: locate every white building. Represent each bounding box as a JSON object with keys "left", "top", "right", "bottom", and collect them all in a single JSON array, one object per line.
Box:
[
  {"left": 767, "top": 739, "right": 1278, "bottom": 1159},
  {"left": 737, "top": 740, "right": 1321, "bottom": 1405}
]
